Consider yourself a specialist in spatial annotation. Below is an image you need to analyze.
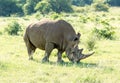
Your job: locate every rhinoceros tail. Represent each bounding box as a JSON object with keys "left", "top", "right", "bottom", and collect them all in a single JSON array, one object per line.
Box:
[
  {"left": 23, "top": 24, "right": 36, "bottom": 48},
  {"left": 23, "top": 28, "right": 29, "bottom": 44},
  {"left": 23, "top": 25, "right": 32, "bottom": 46}
]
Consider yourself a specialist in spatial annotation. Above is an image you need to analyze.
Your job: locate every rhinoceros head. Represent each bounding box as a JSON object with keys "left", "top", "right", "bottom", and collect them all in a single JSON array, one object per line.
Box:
[
  {"left": 67, "top": 47, "right": 94, "bottom": 63},
  {"left": 65, "top": 33, "right": 80, "bottom": 56},
  {"left": 65, "top": 33, "right": 94, "bottom": 63}
]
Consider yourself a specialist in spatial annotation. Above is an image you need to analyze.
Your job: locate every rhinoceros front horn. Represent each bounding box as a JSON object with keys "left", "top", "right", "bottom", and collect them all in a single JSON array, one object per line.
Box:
[{"left": 79, "top": 51, "right": 95, "bottom": 60}]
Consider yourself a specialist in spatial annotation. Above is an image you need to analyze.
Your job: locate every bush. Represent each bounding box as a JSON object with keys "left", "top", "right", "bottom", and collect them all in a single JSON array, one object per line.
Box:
[
  {"left": 93, "top": 27, "right": 115, "bottom": 40},
  {"left": 35, "top": 1, "right": 52, "bottom": 14},
  {"left": 24, "top": 0, "right": 73, "bottom": 15},
  {"left": 79, "top": 15, "right": 88, "bottom": 23},
  {"left": 86, "top": 35, "right": 96, "bottom": 51},
  {"left": 33, "top": 12, "right": 42, "bottom": 20},
  {"left": 23, "top": 3, "right": 33, "bottom": 15},
  {"left": 92, "top": 2, "right": 109, "bottom": 12},
  {"left": 0, "top": 31, "right": 2, "bottom": 35},
  {"left": 93, "top": 21, "right": 115, "bottom": 40},
  {"left": 5, "top": 21, "right": 22, "bottom": 35},
  {"left": 23, "top": 0, "right": 40, "bottom": 15},
  {"left": 50, "top": 12, "right": 61, "bottom": 20},
  {"left": 48, "top": 0, "right": 73, "bottom": 13},
  {"left": 73, "top": 6, "right": 86, "bottom": 13}
]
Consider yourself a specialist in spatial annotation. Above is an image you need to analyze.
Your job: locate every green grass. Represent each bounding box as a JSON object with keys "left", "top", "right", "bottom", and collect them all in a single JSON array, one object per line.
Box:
[{"left": 0, "top": 7, "right": 120, "bottom": 83}]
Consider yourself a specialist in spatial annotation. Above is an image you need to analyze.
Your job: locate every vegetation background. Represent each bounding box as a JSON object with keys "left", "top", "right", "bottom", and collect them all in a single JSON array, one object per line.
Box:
[{"left": 0, "top": 0, "right": 120, "bottom": 83}]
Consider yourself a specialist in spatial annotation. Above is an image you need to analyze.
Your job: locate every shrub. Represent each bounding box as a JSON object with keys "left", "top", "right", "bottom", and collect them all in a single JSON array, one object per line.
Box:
[
  {"left": 92, "top": 2, "right": 109, "bottom": 12},
  {"left": 23, "top": 0, "right": 39, "bottom": 15},
  {"left": 34, "top": 12, "right": 42, "bottom": 20},
  {"left": 0, "top": 31, "right": 2, "bottom": 35},
  {"left": 86, "top": 36, "right": 96, "bottom": 51},
  {"left": 5, "top": 21, "right": 22, "bottom": 35},
  {"left": 73, "top": 6, "right": 86, "bottom": 13},
  {"left": 107, "top": 0, "right": 120, "bottom": 6},
  {"left": 35, "top": 1, "right": 52, "bottom": 14},
  {"left": 23, "top": 3, "right": 33, "bottom": 15},
  {"left": 50, "top": 12, "right": 61, "bottom": 20},
  {"left": 79, "top": 15, "right": 88, "bottom": 23},
  {"left": 93, "top": 20, "right": 115, "bottom": 40},
  {"left": 93, "top": 27, "right": 115, "bottom": 40},
  {"left": 48, "top": 0, "right": 73, "bottom": 13}
]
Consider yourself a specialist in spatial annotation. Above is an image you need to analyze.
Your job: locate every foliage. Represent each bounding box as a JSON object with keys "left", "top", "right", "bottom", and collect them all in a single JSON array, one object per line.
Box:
[
  {"left": 15, "top": 0, "right": 26, "bottom": 14},
  {"left": 93, "top": 21, "right": 115, "bottom": 40},
  {"left": 79, "top": 15, "right": 89, "bottom": 23},
  {"left": 23, "top": 0, "right": 73, "bottom": 15},
  {"left": 16, "top": 0, "right": 26, "bottom": 6},
  {"left": 48, "top": 0, "right": 73, "bottom": 13},
  {"left": 50, "top": 12, "right": 61, "bottom": 20},
  {"left": 23, "top": 0, "right": 40, "bottom": 15},
  {"left": 35, "top": 0, "right": 52, "bottom": 14},
  {"left": 106, "top": 0, "right": 120, "bottom": 6},
  {"left": 0, "top": 0, "right": 23, "bottom": 16},
  {"left": 86, "top": 35, "right": 96, "bottom": 51},
  {"left": 72, "top": 0, "right": 93, "bottom": 6},
  {"left": 0, "top": 0, "right": 120, "bottom": 16},
  {"left": 1, "top": 0, "right": 120, "bottom": 16},
  {"left": 92, "top": 1, "right": 109, "bottom": 12},
  {"left": 23, "top": 0, "right": 34, "bottom": 15},
  {"left": 5, "top": 21, "right": 22, "bottom": 35},
  {"left": 73, "top": 6, "right": 86, "bottom": 13},
  {"left": 0, "top": 31, "right": 2, "bottom": 35}
]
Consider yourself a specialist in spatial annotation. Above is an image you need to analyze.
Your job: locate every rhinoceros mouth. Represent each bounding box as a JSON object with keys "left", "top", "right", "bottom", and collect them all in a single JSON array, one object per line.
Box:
[{"left": 66, "top": 48, "right": 95, "bottom": 63}]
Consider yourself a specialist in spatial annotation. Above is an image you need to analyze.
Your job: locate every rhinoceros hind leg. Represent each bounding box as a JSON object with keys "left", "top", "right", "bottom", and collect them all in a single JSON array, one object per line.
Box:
[
  {"left": 26, "top": 42, "right": 36, "bottom": 60},
  {"left": 42, "top": 43, "right": 54, "bottom": 62}
]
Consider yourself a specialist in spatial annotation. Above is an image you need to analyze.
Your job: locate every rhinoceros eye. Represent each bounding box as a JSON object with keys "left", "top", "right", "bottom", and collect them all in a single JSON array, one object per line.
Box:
[{"left": 72, "top": 51, "right": 75, "bottom": 53}]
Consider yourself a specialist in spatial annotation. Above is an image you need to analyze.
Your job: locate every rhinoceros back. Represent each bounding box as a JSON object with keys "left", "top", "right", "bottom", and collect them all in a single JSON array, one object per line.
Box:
[{"left": 24, "top": 19, "right": 76, "bottom": 50}]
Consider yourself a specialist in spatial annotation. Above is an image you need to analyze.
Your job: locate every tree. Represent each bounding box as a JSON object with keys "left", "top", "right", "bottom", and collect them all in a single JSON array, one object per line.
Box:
[
  {"left": 72, "top": 0, "right": 93, "bottom": 6},
  {"left": 23, "top": 0, "right": 40, "bottom": 15},
  {"left": 92, "top": 1, "right": 109, "bottom": 12},
  {"left": 0, "top": 0, "right": 22, "bottom": 16},
  {"left": 15, "top": 0, "right": 26, "bottom": 8},
  {"left": 48, "top": 0, "right": 73, "bottom": 13},
  {"left": 106, "top": 0, "right": 120, "bottom": 6},
  {"left": 35, "top": 0, "right": 52, "bottom": 14}
]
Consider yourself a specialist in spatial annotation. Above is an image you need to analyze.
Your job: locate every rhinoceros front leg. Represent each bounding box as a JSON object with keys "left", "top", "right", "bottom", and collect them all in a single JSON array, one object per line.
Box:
[
  {"left": 57, "top": 51, "right": 64, "bottom": 63},
  {"left": 42, "top": 43, "right": 54, "bottom": 62}
]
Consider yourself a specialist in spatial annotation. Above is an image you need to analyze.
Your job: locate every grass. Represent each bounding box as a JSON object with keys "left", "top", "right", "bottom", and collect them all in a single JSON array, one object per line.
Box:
[{"left": 0, "top": 7, "right": 120, "bottom": 83}]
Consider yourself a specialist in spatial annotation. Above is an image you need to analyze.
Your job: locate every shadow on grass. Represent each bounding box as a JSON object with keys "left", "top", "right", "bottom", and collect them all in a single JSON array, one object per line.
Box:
[
  {"left": 32, "top": 59, "right": 97, "bottom": 68},
  {"left": 51, "top": 62, "right": 97, "bottom": 68}
]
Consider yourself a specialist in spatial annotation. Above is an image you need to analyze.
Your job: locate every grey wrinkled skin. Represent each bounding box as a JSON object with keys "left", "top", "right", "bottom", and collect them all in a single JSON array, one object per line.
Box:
[{"left": 23, "top": 19, "right": 94, "bottom": 63}]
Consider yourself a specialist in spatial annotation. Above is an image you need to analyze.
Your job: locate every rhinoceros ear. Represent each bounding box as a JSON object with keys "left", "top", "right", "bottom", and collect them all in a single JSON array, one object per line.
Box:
[
  {"left": 77, "top": 33, "right": 81, "bottom": 38},
  {"left": 73, "top": 33, "right": 81, "bottom": 41}
]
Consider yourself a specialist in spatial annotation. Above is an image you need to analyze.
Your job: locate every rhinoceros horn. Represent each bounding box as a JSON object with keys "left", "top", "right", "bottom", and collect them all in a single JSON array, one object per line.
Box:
[{"left": 79, "top": 51, "right": 95, "bottom": 60}]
